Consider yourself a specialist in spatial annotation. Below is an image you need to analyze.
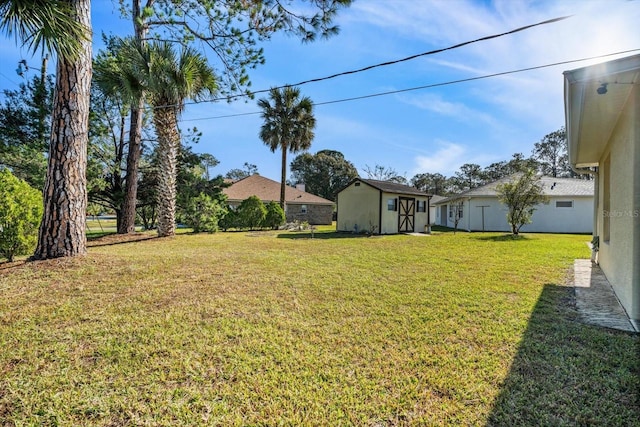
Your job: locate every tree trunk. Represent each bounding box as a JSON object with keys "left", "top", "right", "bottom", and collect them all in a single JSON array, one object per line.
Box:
[
  {"left": 32, "top": 0, "right": 92, "bottom": 260},
  {"left": 154, "top": 108, "right": 179, "bottom": 237},
  {"left": 119, "top": 1, "right": 149, "bottom": 234},
  {"left": 118, "top": 103, "right": 143, "bottom": 234},
  {"left": 280, "top": 146, "right": 287, "bottom": 211}
]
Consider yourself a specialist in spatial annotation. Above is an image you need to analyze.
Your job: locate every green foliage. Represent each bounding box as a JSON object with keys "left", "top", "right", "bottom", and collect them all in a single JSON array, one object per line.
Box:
[
  {"left": 218, "top": 208, "right": 237, "bottom": 231},
  {"left": 264, "top": 201, "right": 285, "bottom": 230},
  {"left": 532, "top": 127, "right": 574, "bottom": 178},
  {"left": 0, "top": 0, "right": 88, "bottom": 59},
  {"left": 0, "top": 66, "right": 54, "bottom": 190},
  {"left": 0, "top": 169, "right": 42, "bottom": 261},
  {"left": 259, "top": 86, "right": 316, "bottom": 208},
  {"left": 496, "top": 170, "right": 550, "bottom": 235},
  {"left": 178, "top": 193, "right": 225, "bottom": 233},
  {"left": 119, "top": 0, "right": 353, "bottom": 98},
  {"left": 236, "top": 195, "right": 267, "bottom": 230},
  {"left": 290, "top": 150, "right": 358, "bottom": 201}
]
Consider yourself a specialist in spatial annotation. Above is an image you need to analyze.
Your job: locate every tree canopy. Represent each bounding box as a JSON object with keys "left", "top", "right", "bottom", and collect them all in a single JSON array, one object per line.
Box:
[
  {"left": 290, "top": 150, "right": 357, "bottom": 201},
  {"left": 496, "top": 170, "right": 549, "bottom": 235}
]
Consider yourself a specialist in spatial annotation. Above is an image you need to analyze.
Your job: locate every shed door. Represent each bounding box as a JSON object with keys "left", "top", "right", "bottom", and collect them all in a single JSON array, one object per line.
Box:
[{"left": 398, "top": 197, "right": 415, "bottom": 232}]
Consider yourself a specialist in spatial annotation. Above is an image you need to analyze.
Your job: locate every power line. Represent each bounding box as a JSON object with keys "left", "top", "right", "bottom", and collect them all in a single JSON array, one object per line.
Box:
[
  {"left": 156, "top": 14, "right": 572, "bottom": 111},
  {"left": 182, "top": 49, "right": 640, "bottom": 123}
]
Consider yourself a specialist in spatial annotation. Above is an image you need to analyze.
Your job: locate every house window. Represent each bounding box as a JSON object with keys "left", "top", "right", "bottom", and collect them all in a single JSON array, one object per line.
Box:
[
  {"left": 387, "top": 198, "right": 397, "bottom": 211},
  {"left": 354, "top": 182, "right": 361, "bottom": 187},
  {"left": 417, "top": 200, "right": 426, "bottom": 212},
  {"left": 301, "top": 204, "right": 308, "bottom": 214},
  {"left": 556, "top": 201, "right": 573, "bottom": 208},
  {"left": 449, "top": 204, "right": 463, "bottom": 218}
]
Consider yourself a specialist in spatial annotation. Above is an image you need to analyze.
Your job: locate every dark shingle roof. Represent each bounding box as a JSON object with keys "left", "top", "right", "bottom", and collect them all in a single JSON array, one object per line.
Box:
[
  {"left": 350, "top": 178, "right": 432, "bottom": 197},
  {"left": 223, "top": 175, "right": 334, "bottom": 205},
  {"left": 435, "top": 175, "right": 594, "bottom": 204}
]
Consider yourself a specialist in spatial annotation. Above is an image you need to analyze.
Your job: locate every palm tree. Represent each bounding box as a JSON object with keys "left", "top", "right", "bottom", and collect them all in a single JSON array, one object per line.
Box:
[
  {"left": 1, "top": 0, "right": 92, "bottom": 260},
  {"left": 258, "top": 87, "right": 316, "bottom": 210},
  {"left": 0, "top": 0, "right": 86, "bottom": 59},
  {"left": 143, "top": 42, "right": 217, "bottom": 237}
]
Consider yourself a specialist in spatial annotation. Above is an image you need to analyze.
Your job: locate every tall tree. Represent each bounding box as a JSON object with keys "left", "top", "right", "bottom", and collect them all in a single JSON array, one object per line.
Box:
[
  {"left": 290, "top": 149, "right": 358, "bottom": 201},
  {"left": 143, "top": 42, "right": 217, "bottom": 237},
  {"left": 2, "top": 0, "right": 93, "bottom": 260},
  {"left": 258, "top": 86, "right": 316, "bottom": 209},
  {"left": 225, "top": 162, "right": 259, "bottom": 181},
  {"left": 364, "top": 164, "right": 407, "bottom": 184},
  {"left": 532, "top": 127, "right": 570, "bottom": 178},
  {"left": 411, "top": 172, "right": 449, "bottom": 195},
  {"left": 115, "top": 0, "right": 352, "bottom": 234},
  {"left": 0, "top": 60, "right": 53, "bottom": 189},
  {"left": 496, "top": 169, "right": 549, "bottom": 235},
  {"left": 452, "top": 163, "right": 485, "bottom": 192}
]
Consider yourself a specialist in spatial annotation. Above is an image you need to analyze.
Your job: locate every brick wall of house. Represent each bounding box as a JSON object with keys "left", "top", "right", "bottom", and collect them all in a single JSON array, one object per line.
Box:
[{"left": 287, "top": 204, "right": 333, "bottom": 225}]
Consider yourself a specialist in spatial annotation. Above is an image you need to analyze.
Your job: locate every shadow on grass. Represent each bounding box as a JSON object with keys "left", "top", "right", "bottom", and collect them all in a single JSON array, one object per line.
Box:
[
  {"left": 473, "top": 234, "right": 532, "bottom": 242},
  {"left": 276, "top": 231, "right": 375, "bottom": 240},
  {"left": 87, "top": 232, "right": 158, "bottom": 248},
  {"left": 487, "top": 283, "right": 639, "bottom": 426}
]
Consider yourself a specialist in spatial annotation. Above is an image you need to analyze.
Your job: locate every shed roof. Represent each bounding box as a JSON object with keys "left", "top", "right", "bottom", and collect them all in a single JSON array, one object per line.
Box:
[
  {"left": 435, "top": 175, "right": 594, "bottom": 204},
  {"left": 223, "top": 175, "right": 334, "bottom": 205},
  {"left": 342, "top": 178, "right": 432, "bottom": 197}
]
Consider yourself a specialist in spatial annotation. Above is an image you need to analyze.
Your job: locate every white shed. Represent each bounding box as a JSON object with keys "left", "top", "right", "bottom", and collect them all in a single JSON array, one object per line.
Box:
[{"left": 336, "top": 178, "right": 433, "bottom": 234}]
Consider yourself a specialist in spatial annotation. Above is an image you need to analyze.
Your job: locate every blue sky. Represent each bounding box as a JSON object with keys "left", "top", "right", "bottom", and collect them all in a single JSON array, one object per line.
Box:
[{"left": 1, "top": 0, "right": 639, "bottom": 183}]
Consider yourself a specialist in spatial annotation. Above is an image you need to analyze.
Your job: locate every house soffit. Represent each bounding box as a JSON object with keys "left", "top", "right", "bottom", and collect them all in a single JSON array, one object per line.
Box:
[{"left": 565, "top": 55, "right": 640, "bottom": 166}]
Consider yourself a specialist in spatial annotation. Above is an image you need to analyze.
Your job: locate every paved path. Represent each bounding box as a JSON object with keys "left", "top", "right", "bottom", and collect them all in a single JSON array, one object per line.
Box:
[{"left": 573, "top": 259, "right": 637, "bottom": 333}]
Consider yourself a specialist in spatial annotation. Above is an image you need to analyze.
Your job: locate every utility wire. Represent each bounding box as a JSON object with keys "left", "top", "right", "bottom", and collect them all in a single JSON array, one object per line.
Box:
[
  {"left": 156, "top": 14, "right": 572, "bottom": 110},
  {"left": 182, "top": 48, "right": 640, "bottom": 122}
]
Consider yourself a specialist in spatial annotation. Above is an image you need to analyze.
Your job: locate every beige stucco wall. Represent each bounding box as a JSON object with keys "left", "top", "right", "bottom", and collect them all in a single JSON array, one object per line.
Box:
[
  {"left": 338, "top": 184, "right": 432, "bottom": 234},
  {"left": 336, "top": 182, "right": 380, "bottom": 233},
  {"left": 596, "top": 84, "right": 639, "bottom": 321}
]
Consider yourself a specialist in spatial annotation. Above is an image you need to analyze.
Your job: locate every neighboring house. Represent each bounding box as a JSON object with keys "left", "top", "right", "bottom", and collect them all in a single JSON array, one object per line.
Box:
[
  {"left": 564, "top": 53, "right": 640, "bottom": 328},
  {"left": 434, "top": 175, "right": 594, "bottom": 233},
  {"left": 336, "top": 178, "right": 433, "bottom": 234},
  {"left": 429, "top": 195, "right": 446, "bottom": 224},
  {"left": 223, "top": 175, "right": 334, "bottom": 225}
]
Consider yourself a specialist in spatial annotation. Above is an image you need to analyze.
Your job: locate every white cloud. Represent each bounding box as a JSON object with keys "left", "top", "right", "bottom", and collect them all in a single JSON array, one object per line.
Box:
[{"left": 412, "top": 141, "right": 468, "bottom": 175}]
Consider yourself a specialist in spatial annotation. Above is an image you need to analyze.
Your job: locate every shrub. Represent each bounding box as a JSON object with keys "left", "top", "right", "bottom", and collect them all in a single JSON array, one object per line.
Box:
[
  {"left": 0, "top": 169, "right": 43, "bottom": 261},
  {"left": 219, "top": 209, "right": 237, "bottom": 231},
  {"left": 236, "top": 196, "right": 267, "bottom": 230},
  {"left": 264, "top": 201, "right": 285, "bottom": 229},
  {"left": 178, "top": 193, "right": 225, "bottom": 233}
]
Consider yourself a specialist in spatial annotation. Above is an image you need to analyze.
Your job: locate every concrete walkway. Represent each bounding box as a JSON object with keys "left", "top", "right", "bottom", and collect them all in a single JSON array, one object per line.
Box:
[{"left": 573, "top": 259, "right": 637, "bottom": 333}]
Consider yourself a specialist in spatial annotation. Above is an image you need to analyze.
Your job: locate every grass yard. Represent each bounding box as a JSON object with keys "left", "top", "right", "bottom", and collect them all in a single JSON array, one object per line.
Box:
[{"left": 0, "top": 229, "right": 638, "bottom": 425}]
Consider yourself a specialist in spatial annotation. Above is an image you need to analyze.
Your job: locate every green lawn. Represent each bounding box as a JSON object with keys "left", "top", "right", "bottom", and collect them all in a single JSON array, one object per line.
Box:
[{"left": 0, "top": 229, "right": 638, "bottom": 425}]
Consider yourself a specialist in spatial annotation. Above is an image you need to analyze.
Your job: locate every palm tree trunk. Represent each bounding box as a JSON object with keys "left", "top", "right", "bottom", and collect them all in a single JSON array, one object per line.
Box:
[
  {"left": 32, "top": 0, "right": 91, "bottom": 260},
  {"left": 280, "top": 146, "right": 287, "bottom": 211},
  {"left": 153, "top": 108, "right": 180, "bottom": 237}
]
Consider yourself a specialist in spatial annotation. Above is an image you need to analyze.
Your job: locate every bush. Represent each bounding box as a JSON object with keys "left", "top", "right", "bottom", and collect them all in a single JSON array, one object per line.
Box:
[
  {"left": 219, "top": 209, "right": 237, "bottom": 231},
  {"left": 264, "top": 201, "right": 285, "bottom": 229},
  {"left": 0, "top": 169, "right": 43, "bottom": 261},
  {"left": 178, "top": 193, "right": 225, "bottom": 233},
  {"left": 236, "top": 196, "right": 267, "bottom": 230}
]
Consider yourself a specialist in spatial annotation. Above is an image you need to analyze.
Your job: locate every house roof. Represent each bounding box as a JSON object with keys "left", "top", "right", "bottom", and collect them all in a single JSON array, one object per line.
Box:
[
  {"left": 435, "top": 175, "right": 594, "bottom": 204},
  {"left": 564, "top": 54, "right": 640, "bottom": 167},
  {"left": 223, "top": 175, "right": 334, "bottom": 205},
  {"left": 342, "top": 178, "right": 432, "bottom": 197}
]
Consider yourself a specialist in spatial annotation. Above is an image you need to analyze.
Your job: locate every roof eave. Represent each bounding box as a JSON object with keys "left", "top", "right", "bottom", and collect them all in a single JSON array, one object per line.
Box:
[{"left": 564, "top": 54, "right": 640, "bottom": 167}]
